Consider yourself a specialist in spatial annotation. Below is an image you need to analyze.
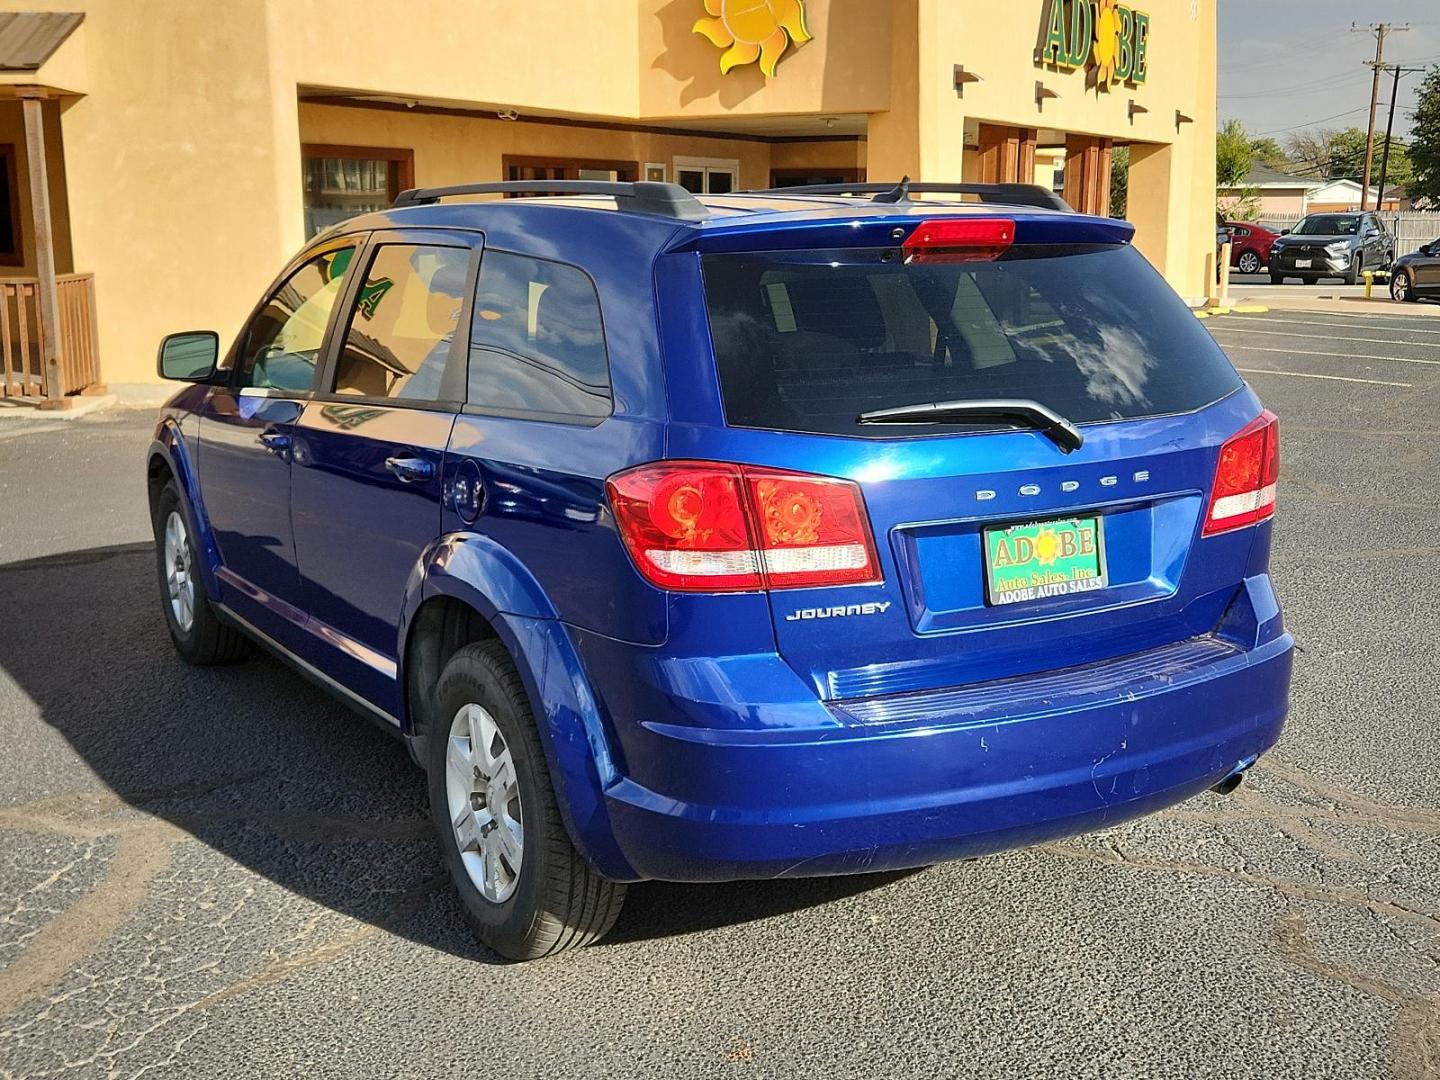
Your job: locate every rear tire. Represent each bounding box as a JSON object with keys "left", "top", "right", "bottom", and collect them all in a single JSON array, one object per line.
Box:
[
  {"left": 1237, "top": 251, "right": 1260, "bottom": 275},
  {"left": 427, "top": 640, "right": 625, "bottom": 960},
  {"left": 152, "top": 482, "right": 251, "bottom": 665},
  {"left": 1391, "top": 269, "right": 1415, "bottom": 303}
]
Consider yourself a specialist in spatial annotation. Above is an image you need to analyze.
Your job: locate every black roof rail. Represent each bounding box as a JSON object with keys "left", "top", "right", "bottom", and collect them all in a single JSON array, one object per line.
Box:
[
  {"left": 744, "top": 180, "right": 1073, "bottom": 213},
  {"left": 392, "top": 180, "right": 709, "bottom": 221}
]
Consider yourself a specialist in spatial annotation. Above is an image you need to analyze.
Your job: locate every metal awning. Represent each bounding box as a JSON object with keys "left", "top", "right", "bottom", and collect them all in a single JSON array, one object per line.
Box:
[{"left": 0, "top": 12, "right": 83, "bottom": 72}]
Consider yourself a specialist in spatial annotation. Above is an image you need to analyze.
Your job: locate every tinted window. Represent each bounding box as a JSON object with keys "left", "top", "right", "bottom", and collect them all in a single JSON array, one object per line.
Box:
[
  {"left": 238, "top": 247, "right": 355, "bottom": 392},
  {"left": 1292, "top": 215, "right": 1359, "bottom": 236},
  {"left": 702, "top": 244, "right": 1243, "bottom": 438},
  {"left": 331, "top": 243, "right": 470, "bottom": 402},
  {"left": 467, "top": 251, "right": 611, "bottom": 421}
]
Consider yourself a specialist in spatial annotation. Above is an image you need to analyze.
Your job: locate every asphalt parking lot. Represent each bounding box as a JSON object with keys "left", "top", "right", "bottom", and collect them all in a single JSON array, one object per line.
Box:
[{"left": 1, "top": 307, "right": 1438, "bottom": 1079}]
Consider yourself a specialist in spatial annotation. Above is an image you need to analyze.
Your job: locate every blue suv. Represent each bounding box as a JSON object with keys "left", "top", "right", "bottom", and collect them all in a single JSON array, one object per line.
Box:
[{"left": 148, "top": 179, "right": 1293, "bottom": 960}]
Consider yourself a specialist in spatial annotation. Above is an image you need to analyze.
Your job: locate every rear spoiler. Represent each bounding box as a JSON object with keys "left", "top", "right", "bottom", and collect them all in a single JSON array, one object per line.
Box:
[{"left": 664, "top": 212, "right": 1135, "bottom": 256}]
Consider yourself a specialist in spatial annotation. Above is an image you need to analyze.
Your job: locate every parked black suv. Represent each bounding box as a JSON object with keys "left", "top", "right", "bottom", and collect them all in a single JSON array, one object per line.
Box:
[{"left": 1268, "top": 211, "right": 1393, "bottom": 285}]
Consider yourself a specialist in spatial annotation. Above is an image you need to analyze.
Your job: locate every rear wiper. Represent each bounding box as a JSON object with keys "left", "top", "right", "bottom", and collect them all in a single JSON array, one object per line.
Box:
[{"left": 856, "top": 398, "right": 1084, "bottom": 453}]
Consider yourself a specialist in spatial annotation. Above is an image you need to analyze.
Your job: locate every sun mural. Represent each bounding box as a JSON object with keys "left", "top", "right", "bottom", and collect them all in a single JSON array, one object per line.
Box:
[
  {"left": 1090, "top": 0, "right": 1121, "bottom": 86},
  {"left": 693, "top": 0, "right": 812, "bottom": 78}
]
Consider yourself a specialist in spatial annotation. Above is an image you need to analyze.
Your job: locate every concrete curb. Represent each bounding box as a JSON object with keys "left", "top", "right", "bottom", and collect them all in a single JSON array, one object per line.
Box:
[{"left": 0, "top": 394, "right": 117, "bottom": 421}]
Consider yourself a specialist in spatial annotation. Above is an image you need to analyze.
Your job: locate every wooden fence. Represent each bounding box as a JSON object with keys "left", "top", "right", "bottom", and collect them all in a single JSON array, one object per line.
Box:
[
  {"left": 0, "top": 272, "right": 101, "bottom": 401},
  {"left": 1258, "top": 211, "right": 1440, "bottom": 260}
]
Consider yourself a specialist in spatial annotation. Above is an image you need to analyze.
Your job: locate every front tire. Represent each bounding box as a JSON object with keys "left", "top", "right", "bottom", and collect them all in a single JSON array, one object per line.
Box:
[
  {"left": 428, "top": 641, "right": 625, "bottom": 960},
  {"left": 152, "top": 482, "right": 250, "bottom": 665},
  {"left": 1344, "top": 255, "right": 1362, "bottom": 286},
  {"left": 1237, "top": 250, "right": 1260, "bottom": 275},
  {"left": 1270, "top": 273, "right": 1285, "bottom": 285},
  {"left": 1391, "top": 269, "right": 1415, "bottom": 302}
]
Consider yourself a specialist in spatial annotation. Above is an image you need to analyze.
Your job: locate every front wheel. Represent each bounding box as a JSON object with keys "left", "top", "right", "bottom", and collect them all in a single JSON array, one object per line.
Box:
[
  {"left": 1237, "top": 250, "right": 1260, "bottom": 275},
  {"left": 428, "top": 641, "right": 625, "bottom": 960},
  {"left": 1270, "top": 273, "right": 1285, "bottom": 285},
  {"left": 1391, "top": 269, "right": 1415, "bottom": 302},
  {"left": 1344, "top": 256, "right": 1362, "bottom": 286},
  {"left": 152, "top": 482, "right": 251, "bottom": 664}
]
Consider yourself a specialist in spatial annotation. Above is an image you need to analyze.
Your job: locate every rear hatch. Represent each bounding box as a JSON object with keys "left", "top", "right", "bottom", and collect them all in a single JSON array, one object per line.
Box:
[{"left": 696, "top": 215, "right": 1261, "bottom": 700}]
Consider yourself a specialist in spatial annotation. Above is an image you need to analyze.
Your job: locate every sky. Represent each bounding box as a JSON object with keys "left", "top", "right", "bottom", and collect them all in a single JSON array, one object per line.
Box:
[{"left": 1218, "top": 0, "right": 1440, "bottom": 144}]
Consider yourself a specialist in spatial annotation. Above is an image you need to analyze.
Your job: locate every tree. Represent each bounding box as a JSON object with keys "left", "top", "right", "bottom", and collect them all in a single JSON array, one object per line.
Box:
[
  {"left": 1282, "top": 126, "right": 1410, "bottom": 187},
  {"left": 1409, "top": 66, "right": 1440, "bottom": 206},
  {"left": 1110, "top": 145, "right": 1128, "bottom": 218},
  {"left": 1249, "top": 137, "right": 1288, "bottom": 170},
  {"left": 1216, "top": 119, "right": 1254, "bottom": 186}
]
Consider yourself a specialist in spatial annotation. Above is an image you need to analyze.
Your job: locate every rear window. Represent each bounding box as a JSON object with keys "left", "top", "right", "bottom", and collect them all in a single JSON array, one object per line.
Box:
[{"left": 701, "top": 244, "right": 1243, "bottom": 438}]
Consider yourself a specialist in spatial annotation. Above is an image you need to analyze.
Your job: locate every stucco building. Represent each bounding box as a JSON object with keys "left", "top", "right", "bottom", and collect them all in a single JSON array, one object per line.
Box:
[{"left": 0, "top": 0, "right": 1218, "bottom": 401}]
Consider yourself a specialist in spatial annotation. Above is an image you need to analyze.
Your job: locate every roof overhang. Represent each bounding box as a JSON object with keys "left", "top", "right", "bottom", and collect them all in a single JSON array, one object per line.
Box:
[{"left": 0, "top": 12, "right": 86, "bottom": 97}]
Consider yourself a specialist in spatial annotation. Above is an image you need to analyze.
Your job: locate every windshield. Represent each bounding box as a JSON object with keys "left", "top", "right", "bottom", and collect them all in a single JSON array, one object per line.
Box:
[
  {"left": 701, "top": 244, "right": 1243, "bottom": 438},
  {"left": 1292, "top": 215, "right": 1360, "bottom": 236}
]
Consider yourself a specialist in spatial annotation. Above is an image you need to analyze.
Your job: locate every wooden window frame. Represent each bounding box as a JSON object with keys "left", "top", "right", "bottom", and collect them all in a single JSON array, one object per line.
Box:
[
  {"left": 0, "top": 144, "right": 22, "bottom": 267},
  {"left": 502, "top": 154, "right": 640, "bottom": 186},
  {"left": 302, "top": 143, "right": 415, "bottom": 204}
]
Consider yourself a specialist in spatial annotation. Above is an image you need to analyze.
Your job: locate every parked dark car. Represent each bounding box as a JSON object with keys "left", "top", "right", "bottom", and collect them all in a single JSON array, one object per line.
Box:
[
  {"left": 1389, "top": 238, "right": 1440, "bottom": 302},
  {"left": 1223, "top": 221, "right": 1281, "bottom": 275},
  {"left": 146, "top": 178, "right": 1292, "bottom": 960},
  {"left": 1268, "top": 211, "right": 1393, "bottom": 285}
]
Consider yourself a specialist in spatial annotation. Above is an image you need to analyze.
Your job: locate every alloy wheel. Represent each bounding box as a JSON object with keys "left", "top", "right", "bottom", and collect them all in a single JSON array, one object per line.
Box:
[
  {"left": 445, "top": 702, "right": 524, "bottom": 903},
  {"left": 1392, "top": 272, "right": 1409, "bottom": 302},
  {"left": 162, "top": 511, "right": 196, "bottom": 632},
  {"left": 1237, "top": 251, "right": 1259, "bottom": 275}
]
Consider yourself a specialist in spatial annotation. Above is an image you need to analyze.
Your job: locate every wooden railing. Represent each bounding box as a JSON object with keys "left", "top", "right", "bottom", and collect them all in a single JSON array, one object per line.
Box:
[{"left": 0, "top": 273, "right": 101, "bottom": 400}]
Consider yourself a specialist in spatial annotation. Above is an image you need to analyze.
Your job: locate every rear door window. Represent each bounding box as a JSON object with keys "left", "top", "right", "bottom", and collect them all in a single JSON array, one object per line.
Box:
[
  {"left": 467, "top": 251, "right": 612, "bottom": 422},
  {"left": 701, "top": 244, "right": 1243, "bottom": 437}
]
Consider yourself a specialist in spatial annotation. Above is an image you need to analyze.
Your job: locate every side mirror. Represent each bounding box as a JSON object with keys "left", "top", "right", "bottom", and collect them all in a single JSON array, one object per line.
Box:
[
  {"left": 157, "top": 331, "right": 219, "bottom": 382},
  {"left": 1280, "top": 228, "right": 1291, "bottom": 235}
]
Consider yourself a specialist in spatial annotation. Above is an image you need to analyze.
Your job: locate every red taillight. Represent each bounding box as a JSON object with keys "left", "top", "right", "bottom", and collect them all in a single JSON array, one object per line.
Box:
[
  {"left": 1203, "top": 410, "right": 1280, "bottom": 536},
  {"left": 903, "top": 218, "right": 1015, "bottom": 263},
  {"left": 606, "top": 462, "right": 881, "bottom": 592}
]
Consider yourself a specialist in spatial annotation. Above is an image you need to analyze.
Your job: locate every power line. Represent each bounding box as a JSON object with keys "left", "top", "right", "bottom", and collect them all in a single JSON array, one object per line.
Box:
[{"left": 1255, "top": 105, "right": 1373, "bottom": 136}]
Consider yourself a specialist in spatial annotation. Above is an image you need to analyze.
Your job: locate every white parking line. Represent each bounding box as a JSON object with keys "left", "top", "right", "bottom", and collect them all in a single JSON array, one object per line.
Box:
[
  {"left": 1235, "top": 367, "right": 1411, "bottom": 388},
  {"left": 1216, "top": 343, "right": 1440, "bottom": 366},
  {"left": 1207, "top": 324, "right": 1440, "bottom": 350},
  {"left": 1226, "top": 315, "right": 1440, "bottom": 336}
]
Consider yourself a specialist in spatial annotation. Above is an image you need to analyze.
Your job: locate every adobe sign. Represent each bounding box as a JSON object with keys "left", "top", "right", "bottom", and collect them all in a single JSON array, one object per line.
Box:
[{"left": 1035, "top": 0, "right": 1151, "bottom": 87}]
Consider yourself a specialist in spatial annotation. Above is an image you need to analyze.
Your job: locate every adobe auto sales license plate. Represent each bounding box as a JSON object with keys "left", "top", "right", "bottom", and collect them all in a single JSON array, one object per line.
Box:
[
  {"left": 1295, "top": 258, "right": 1312, "bottom": 268},
  {"left": 982, "top": 516, "right": 1107, "bottom": 606}
]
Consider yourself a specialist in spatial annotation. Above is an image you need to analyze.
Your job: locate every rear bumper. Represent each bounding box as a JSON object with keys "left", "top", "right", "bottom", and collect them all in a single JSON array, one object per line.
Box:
[{"left": 598, "top": 629, "right": 1292, "bottom": 882}]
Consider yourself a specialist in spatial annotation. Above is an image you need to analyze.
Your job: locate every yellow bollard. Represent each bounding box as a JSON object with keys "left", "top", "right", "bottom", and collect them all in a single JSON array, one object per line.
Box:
[{"left": 1363, "top": 270, "right": 1373, "bottom": 298}]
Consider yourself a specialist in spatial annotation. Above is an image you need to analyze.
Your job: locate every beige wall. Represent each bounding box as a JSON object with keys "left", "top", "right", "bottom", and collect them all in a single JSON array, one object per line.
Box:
[{"left": 0, "top": 0, "right": 1218, "bottom": 386}]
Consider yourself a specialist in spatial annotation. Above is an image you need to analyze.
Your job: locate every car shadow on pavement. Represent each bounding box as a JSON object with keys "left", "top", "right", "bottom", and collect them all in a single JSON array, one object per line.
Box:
[{"left": 0, "top": 542, "right": 904, "bottom": 961}]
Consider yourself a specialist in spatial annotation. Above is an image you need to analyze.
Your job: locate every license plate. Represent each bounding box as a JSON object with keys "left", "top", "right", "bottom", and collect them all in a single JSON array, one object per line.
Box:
[
  {"left": 1295, "top": 258, "right": 1311, "bottom": 268},
  {"left": 982, "top": 516, "right": 1107, "bottom": 606}
]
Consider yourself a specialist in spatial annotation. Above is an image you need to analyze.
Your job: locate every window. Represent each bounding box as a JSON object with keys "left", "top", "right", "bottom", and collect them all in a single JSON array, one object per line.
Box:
[
  {"left": 330, "top": 243, "right": 471, "bottom": 403},
  {"left": 769, "top": 169, "right": 864, "bottom": 189},
  {"left": 502, "top": 156, "right": 638, "bottom": 195},
  {"left": 674, "top": 156, "right": 740, "bottom": 195},
  {"left": 0, "top": 145, "right": 20, "bottom": 267},
  {"left": 701, "top": 245, "right": 1242, "bottom": 438},
  {"left": 468, "top": 251, "right": 611, "bottom": 421},
  {"left": 237, "top": 246, "right": 357, "bottom": 393},
  {"left": 302, "top": 145, "right": 413, "bottom": 238},
  {"left": 1229, "top": 226, "right": 1251, "bottom": 238}
]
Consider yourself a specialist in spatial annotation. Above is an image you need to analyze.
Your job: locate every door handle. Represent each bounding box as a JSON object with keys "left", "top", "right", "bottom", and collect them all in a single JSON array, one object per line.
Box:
[
  {"left": 258, "top": 429, "right": 291, "bottom": 453},
  {"left": 385, "top": 454, "right": 435, "bottom": 483}
]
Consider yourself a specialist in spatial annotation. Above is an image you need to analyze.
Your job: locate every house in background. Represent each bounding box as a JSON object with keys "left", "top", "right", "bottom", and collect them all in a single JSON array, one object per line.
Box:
[
  {"left": 1304, "top": 177, "right": 1407, "bottom": 213},
  {"left": 1216, "top": 163, "right": 1315, "bottom": 218}
]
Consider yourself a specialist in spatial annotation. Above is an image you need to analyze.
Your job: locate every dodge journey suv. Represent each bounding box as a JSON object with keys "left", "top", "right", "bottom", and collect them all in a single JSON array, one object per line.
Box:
[{"left": 147, "top": 179, "right": 1293, "bottom": 960}]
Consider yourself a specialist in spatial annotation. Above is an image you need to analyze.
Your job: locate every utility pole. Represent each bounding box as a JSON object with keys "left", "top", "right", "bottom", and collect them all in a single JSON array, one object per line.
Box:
[
  {"left": 1353, "top": 22, "right": 1408, "bottom": 209},
  {"left": 1376, "top": 64, "right": 1425, "bottom": 212}
]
